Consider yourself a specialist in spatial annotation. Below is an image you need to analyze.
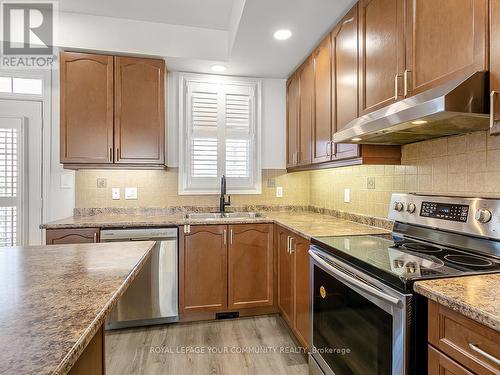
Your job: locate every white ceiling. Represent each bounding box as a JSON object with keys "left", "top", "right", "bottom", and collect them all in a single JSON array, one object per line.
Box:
[
  {"left": 56, "top": 0, "right": 356, "bottom": 78},
  {"left": 58, "top": 0, "right": 235, "bottom": 30}
]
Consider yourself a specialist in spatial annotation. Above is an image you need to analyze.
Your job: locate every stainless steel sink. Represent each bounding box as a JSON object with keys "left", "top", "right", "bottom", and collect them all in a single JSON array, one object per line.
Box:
[{"left": 184, "top": 212, "right": 262, "bottom": 220}]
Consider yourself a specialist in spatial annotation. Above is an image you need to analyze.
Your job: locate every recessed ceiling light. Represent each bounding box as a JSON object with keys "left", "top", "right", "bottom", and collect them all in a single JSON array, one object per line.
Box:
[
  {"left": 211, "top": 65, "right": 227, "bottom": 72},
  {"left": 351, "top": 137, "right": 362, "bottom": 142},
  {"left": 412, "top": 120, "right": 428, "bottom": 125},
  {"left": 273, "top": 29, "right": 292, "bottom": 41}
]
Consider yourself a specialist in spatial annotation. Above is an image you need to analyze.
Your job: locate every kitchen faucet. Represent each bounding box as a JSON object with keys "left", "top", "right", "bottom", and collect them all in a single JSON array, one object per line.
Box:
[{"left": 219, "top": 175, "right": 231, "bottom": 213}]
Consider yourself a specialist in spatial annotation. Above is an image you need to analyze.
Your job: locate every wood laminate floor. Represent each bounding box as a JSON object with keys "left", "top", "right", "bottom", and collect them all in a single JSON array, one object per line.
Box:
[{"left": 106, "top": 315, "right": 309, "bottom": 375}]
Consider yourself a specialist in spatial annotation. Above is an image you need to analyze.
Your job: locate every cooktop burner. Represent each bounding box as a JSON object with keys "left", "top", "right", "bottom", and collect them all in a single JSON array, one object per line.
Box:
[
  {"left": 400, "top": 242, "right": 442, "bottom": 253},
  {"left": 444, "top": 254, "right": 494, "bottom": 267}
]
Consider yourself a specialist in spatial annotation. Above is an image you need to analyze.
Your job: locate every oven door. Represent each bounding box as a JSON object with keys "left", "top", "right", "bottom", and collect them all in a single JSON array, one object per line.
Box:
[{"left": 309, "top": 245, "right": 412, "bottom": 375}]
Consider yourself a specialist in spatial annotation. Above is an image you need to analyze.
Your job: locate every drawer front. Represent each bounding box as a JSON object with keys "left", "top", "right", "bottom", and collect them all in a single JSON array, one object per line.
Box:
[
  {"left": 428, "top": 346, "right": 474, "bottom": 375},
  {"left": 428, "top": 300, "right": 500, "bottom": 375}
]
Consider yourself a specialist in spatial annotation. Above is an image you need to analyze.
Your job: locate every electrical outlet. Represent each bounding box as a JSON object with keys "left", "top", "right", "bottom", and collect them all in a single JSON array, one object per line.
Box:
[
  {"left": 96, "top": 178, "right": 107, "bottom": 188},
  {"left": 276, "top": 186, "right": 283, "bottom": 198},
  {"left": 125, "top": 187, "right": 138, "bottom": 200},
  {"left": 367, "top": 177, "right": 376, "bottom": 189},
  {"left": 344, "top": 188, "right": 350, "bottom": 203},
  {"left": 112, "top": 188, "right": 120, "bottom": 200},
  {"left": 60, "top": 173, "right": 73, "bottom": 189}
]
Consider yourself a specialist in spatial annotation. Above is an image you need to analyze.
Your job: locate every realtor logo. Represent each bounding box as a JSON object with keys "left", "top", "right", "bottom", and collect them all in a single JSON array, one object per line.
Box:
[{"left": 1, "top": 1, "right": 56, "bottom": 67}]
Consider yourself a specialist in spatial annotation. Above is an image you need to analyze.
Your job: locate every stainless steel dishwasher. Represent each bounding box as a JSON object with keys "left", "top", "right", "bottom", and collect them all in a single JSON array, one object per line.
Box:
[{"left": 101, "top": 227, "right": 178, "bottom": 329}]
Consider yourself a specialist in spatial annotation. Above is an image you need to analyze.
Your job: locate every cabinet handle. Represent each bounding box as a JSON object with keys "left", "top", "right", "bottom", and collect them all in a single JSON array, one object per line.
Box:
[
  {"left": 394, "top": 74, "right": 399, "bottom": 100},
  {"left": 468, "top": 343, "right": 500, "bottom": 366},
  {"left": 223, "top": 229, "right": 227, "bottom": 245},
  {"left": 229, "top": 229, "right": 233, "bottom": 245},
  {"left": 286, "top": 235, "right": 291, "bottom": 254},
  {"left": 93, "top": 232, "right": 97, "bottom": 243},
  {"left": 326, "top": 141, "right": 331, "bottom": 157},
  {"left": 290, "top": 237, "right": 295, "bottom": 254},
  {"left": 109, "top": 147, "right": 113, "bottom": 162},
  {"left": 115, "top": 148, "right": 120, "bottom": 161},
  {"left": 490, "top": 91, "right": 498, "bottom": 130},
  {"left": 404, "top": 69, "right": 411, "bottom": 97}
]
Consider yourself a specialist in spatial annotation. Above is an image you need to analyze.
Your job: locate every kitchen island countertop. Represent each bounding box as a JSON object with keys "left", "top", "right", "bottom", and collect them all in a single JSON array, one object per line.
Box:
[{"left": 0, "top": 241, "right": 155, "bottom": 374}]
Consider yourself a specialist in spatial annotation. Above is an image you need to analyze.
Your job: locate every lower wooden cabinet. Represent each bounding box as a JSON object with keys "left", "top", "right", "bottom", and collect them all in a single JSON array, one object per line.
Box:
[
  {"left": 68, "top": 325, "right": 105, "bottom": 375},
  {"left": 45, "top": 228, "right": 100, "bottom": 244},
  {"left": 179, "top": 224, "right": 274, "bottom": 316},
  {"left": 428, "top": 299, "right": 500, "bottom": 375},
  {"left": 276, "top": 225, "right": 311, "bottom": 348}
]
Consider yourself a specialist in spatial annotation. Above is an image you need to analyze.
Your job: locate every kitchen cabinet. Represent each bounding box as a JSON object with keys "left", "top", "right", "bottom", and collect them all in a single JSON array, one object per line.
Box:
[
  {"left": 428, "top": 299, "right": 500, "bottom": 374},
  {"left": 179, "top": 224, "right": 274, "bottom": 317},
  {"left": 276, "top": 225, "right": 311, "bottom": 348},
  {"left": 405, "top": 0, "right": 487, "bottom": 97},
  {"left": 286, "top": 74, "right": 300, "bottom": 167},
  {"left": 179, "top": 225, "right": 228, "bottom": 313},
  {"left": 312, "top": 36, "right": 332, "bottom": 164},
  {"left": 60, "top": 52, "right": 166, "bottom": 169},
  {"left": 114, "top": 56, "right": 165, "bottom": 165},
  {"left": 45, "top": 228, "right": 100, "bottom": 244},
  {"left": 60, "top": 52, "right": 114, "bottom": 165},
  {"left": 297, "top": 57, "right": 314, "bottom": 166},
  {"left": 228, "top": 224, "right": 273, "bottom": 309},
  {"left": 490, "top": 0, "right": 500, "bottom": 135},
  {"left": 358, "top": 0, "right": 405, "bottom": 115}
]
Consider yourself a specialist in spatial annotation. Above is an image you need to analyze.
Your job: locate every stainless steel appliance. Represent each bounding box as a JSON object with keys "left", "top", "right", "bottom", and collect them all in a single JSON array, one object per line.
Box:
[
  {"left": 309, "top": 193, "right": 500, "bottom": 375},
  {"left": 333, "top": 71, "right": 489, "bottom": 145},
  {"left": 101, "top": 227, "right": 178, "bottom": 329}
]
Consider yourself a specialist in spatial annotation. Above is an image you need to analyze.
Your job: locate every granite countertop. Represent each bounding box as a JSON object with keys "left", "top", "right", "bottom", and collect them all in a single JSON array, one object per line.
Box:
[
  {"left": 414, "top": 274, "right": 500, "bottom": 331},
  {"left": 41, "top": 211, "right": 391, "bottom": 239},
  {"left": 0, "top": 241, "right": 155, "bottom": 375}
]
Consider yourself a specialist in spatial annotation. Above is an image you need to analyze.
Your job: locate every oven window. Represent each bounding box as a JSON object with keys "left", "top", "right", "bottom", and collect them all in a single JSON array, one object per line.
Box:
[{"left": 313, "top": 265, "right": 392, "bottom": 374}]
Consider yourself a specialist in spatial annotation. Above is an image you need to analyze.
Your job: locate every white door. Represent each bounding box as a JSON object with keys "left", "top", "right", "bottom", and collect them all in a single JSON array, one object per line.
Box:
[{"left": 0, "top": 100, "right": 42, "bottom": 245}]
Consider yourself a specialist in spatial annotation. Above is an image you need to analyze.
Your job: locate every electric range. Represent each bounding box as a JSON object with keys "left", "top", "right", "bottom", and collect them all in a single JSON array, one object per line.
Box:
[{"left": 308, "top": 193, "right": 500, "bottom": 375}]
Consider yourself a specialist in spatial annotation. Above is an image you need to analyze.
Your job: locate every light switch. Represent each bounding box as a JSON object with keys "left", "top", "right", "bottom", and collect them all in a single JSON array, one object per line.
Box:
[
  {"left": 344, "top": 188, "right": 350, "bottom": 203},
  {"left": 125, "top": 187, "right": 138, "bottom": 200},
  {"left": 112, "top": 188, "right": 120, "bottom": 200},
  {"left": 276, "top": 186, "right": 283, "bottom": 197}
]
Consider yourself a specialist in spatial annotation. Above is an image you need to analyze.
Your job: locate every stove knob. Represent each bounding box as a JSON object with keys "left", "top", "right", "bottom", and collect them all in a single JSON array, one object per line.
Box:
[
  {"left": 475, "top": 209, "right": 492, "bottom": 224},
  {"left": 406, "top": 203, "right": 416, "bottom": 214},
  {"left": 393, "top": 202, "right": 404, "bottom": 212}
]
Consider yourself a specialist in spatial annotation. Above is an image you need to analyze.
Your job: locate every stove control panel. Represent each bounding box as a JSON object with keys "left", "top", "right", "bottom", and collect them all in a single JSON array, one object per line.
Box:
[{"left": 420, "top": 202, "right": 469, "bottom": 222}]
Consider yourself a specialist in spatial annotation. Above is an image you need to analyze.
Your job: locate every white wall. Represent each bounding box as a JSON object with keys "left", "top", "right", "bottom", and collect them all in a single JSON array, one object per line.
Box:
[{"left": 167, "top": 71, "right": 286, "bottom": 169}]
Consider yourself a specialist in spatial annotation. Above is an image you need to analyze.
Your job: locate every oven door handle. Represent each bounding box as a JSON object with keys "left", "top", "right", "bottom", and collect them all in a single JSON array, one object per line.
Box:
[{"left": 309, "top": 249, "right": 403, "bottom": 308}]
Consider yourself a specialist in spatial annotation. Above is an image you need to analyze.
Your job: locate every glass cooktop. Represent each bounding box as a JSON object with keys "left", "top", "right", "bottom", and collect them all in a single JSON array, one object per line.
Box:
[{"left": 311, "top": 234, "right": 500, "bottom": 289}]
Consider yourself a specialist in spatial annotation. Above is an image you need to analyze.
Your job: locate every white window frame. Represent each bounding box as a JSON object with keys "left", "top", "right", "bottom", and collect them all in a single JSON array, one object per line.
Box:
[{"left": 178, "top": 72, "right": 262, "bottom": 195}]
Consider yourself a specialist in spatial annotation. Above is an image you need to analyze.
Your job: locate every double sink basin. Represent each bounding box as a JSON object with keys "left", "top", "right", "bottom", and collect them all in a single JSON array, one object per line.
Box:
[{"left": 184, "top": 212, "right": 263, "bottom": 221}]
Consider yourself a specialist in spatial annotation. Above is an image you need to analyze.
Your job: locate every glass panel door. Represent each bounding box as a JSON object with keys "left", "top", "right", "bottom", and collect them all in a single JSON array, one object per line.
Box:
[{"left": 313, "top": 265, "right": 393, "bottom": 374}]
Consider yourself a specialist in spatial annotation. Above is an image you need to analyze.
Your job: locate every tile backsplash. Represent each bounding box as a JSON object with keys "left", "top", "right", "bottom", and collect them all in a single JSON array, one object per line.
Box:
[{"left": 75, "top": 131, "right": 500, "bottom": 219}]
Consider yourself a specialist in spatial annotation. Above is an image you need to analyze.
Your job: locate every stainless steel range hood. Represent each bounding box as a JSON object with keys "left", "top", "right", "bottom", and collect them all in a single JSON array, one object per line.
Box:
[{"left": 333, "top": 71, "right": 489, "bottom": 145}]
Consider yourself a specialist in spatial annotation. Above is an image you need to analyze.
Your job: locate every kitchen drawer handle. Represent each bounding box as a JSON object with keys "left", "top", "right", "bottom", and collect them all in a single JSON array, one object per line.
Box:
[
  {"left": 490, "top": 91, "right": 498, "bottom": 129},
  {"left": 468, "top": 343, "right": 500, "bottom": 366},
  {"left": 223, "top": 229, "right": 227, "bottom": 245},
  {"left": 309, "top": 249, "right": 403, "bottom": 307},
  {"left": 404, "top": 69, "right": 411, "bottom": 97}
]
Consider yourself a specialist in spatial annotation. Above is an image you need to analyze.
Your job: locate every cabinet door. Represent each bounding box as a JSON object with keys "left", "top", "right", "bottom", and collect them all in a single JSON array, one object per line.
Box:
[
  {"left": 292, "top": 235, "right": 311, "bottom": 348},
  {"left": 46, "top": 228, "right": 99, "bottom": 244},
  {"left": 228, "top": 224, "right": 273, "bottom": 309},
  {"left": 406, "top": 0, "right": 487, "bottom": 97},
  {"left": 60, "top": 52, "right": 114, "bottom": 164},
  {"left": 358, "top": 0, "right": 405, "bottom": 114},
  {"left": 313, "top": 36, "right": 332, "bottom": 164},
  {"left": 277, "top": 227, "right": 294, "bottom": 326},
  {"left": 428, "top": 346, "right": 474, "bottom": 375},
  {"left": 114, "top": 56, "right": 165, "bottom": 165},
  {"left": 286, "top": 75, "right": 299, "bottom": 167},
  {"left": 298, "top": 58, "right": 314, "bottom": 166},
  {"left": 332, "top": 5, "right": 361, "bottom": 160},
  {"left": 179, "top": 225, "right": 227, "bottom": 313},
  {"left": 490, "top": 0, "right": 500, "bottom": 135}
]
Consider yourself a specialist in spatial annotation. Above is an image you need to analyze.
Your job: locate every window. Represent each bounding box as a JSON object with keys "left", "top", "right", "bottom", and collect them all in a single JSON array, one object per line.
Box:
[
  {"left": 179, "top": 74, "right": 261, "bottom": 194},
  {"left": 0, "top": 75, "right": 43, "bottom": 95}
]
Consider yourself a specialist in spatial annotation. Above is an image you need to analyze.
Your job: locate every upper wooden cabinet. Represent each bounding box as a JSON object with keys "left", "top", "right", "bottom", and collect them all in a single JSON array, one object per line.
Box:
[
  {"left": 60, "top": 52, "right": 114, "bottom": 164},
  {"left": 313, "top": 36, "right": 332, "bottom": 164},
  {"left": 490, "top": 0, "right": 500, "bottom": 135},
  {"left": 298, "top": 57, "right": 314, "bottom": 166},
  {"left": 358, "top": 0, "right": 405, "bottom": 115},
  {"left": 60, "top": 52, "right": 166, "bottom": 169},
  {"left": 114, "top": 57, "right": 165, "bottom": 165},
  {"left": 406, "top": 0, "right": 488, "bottom": 97},
  {"left": 286, "top": 74, "right": 300, "bottom": 167}
]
